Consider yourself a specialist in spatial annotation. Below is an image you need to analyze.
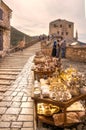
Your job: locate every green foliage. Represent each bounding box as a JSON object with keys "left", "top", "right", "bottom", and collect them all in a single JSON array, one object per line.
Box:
[{"left": 10, "top": 26, "right": 33, "bottom": 46}]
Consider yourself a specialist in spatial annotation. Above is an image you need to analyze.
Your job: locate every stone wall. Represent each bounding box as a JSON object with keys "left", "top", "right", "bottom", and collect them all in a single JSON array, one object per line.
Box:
[
  {"left": 41, "top": 44, "right": 86, "bottom": 63},
  {"left": 0, "top": 1, "right": 12, "bottom": 57},
  {"left": 0, "top": 1, "right": 12, "bottom": 29},
  {"left": 66, "top": 46, "right": 86, "bottom": 62}
]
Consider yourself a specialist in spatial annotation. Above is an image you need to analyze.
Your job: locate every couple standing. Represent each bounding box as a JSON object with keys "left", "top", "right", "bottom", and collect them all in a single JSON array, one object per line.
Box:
[{"left": 51, "top": 37, "right": 66, "bottom": 60}]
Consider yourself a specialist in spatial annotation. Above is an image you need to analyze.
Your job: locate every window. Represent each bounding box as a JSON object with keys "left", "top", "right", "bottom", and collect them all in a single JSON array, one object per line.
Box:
[
  {"left": 0, "top": 8, "right": 3, "bottom": 20},
  {"left": 61, "top": 32, "right": 64, "bottom": 35},
  {"left": 66, "top": 32, "right": 68, "bottom": 35},
  {"left": 0, "top": 31, "right": 3, "bottom": 50},
  {"left": 60, "top": 24, "right": 62, "bottom": 28},
  {"left": 57, "top": 31, "right": 59, "bottom": 34},
  {"left": 69, "top": 24, "right": 71, "bottom": 28},
  {"left": 54, "top": 24, "right": 56, "bottom": 27}
]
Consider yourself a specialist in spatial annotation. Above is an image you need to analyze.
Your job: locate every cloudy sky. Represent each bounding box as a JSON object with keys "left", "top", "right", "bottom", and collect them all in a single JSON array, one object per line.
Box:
[{"left": 3, "top": 0, "right": 86, "bottom": 42}]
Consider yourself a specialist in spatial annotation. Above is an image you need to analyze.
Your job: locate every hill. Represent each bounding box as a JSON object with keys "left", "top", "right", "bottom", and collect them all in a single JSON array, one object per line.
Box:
[{"left": 10, "top": 26, "right": 35, "bottom": 46}]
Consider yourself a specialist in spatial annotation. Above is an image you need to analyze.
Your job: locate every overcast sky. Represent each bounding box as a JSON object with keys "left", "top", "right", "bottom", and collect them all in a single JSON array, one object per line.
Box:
[{"left": 3, "top": 0, "right": 86, "bottom": 42}]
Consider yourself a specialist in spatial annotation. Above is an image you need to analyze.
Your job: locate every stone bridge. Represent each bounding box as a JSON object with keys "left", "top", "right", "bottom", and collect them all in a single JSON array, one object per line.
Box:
[{"left": 0, "top": 42, "right": 86, "bottom": 130}]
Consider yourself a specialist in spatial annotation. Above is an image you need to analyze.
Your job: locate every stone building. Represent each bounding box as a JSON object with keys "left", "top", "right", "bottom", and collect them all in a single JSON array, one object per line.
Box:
[
  {"left": 0, "top": 0, "right": 12, "bottom": 57},
  {"left": 49, "top": 19, "right": 75, "bottom": 43}
]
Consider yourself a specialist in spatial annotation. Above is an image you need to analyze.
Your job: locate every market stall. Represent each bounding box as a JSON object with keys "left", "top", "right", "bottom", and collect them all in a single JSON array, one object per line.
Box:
[{"left": 31, "top": 52, "right": 86, "bottom": 128}]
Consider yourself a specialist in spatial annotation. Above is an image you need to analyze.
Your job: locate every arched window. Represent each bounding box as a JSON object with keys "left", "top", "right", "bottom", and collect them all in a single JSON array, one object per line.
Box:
[{"left": 0, "top": 8, "right": 3, "bottom": 20}]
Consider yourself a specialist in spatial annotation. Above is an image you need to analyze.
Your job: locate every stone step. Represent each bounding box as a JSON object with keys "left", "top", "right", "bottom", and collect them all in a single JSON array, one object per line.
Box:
[
  {"left": 0, "top": 71, "right": 19, "bottom": 75},
  {"left": 0, "top": 75, "right": 16, "bottom": 80},
  {"left": 0, "top": 68, "right": 21, "bottom": 71},
  {"left": 0, "top": 80, "right": 12, "bottom": 85}
]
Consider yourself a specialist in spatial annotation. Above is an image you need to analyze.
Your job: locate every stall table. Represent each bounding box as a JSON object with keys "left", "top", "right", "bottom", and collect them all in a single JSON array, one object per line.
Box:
[{"left": 31, "top": 93, "right": 86, "bottom": 128}]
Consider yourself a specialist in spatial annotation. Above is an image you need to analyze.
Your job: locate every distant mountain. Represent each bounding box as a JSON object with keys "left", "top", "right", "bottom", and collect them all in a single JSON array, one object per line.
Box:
[{"left": 10, "top": 26, "right": 34, "bottom": 46}]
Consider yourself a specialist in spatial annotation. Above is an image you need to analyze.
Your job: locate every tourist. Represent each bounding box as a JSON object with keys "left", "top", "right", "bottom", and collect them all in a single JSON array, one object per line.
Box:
[
  {"left": 18, "top": 40, "right": 25, "bottom": 51},
  {"left": 56, "top": 39, "right": 60, "bottom": 58},
  {"left": 56, "top": 37, "right": 64, "bottom": 60},
  {"left": 61, "top": 39, "right": 66, "bottom": 58},
  {"left": 51, "top": 39, "right": 57, "bottom": 57}
]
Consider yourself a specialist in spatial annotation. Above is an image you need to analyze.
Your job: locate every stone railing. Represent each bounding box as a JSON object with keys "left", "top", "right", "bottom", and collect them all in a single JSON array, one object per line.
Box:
[
  {"left": 25, "top": 38, "right": 40, "bottom": 48},
  {"left": 66, "top": 46, "right": 86, "bottom": 62},
  {"left": 41, "top": 44, "right": 86, "bottom": 63},
  {"left": 0, "top": 39, "right": 40, "bottom": 58},
  {"left": 9, "top": 38, "right": 40, "bottom": 53}
]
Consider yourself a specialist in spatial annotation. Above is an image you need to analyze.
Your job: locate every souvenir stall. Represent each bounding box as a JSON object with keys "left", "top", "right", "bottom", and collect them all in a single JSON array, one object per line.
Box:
[{"left": 31, "top": 51, "right": 86, "bottom": 128}]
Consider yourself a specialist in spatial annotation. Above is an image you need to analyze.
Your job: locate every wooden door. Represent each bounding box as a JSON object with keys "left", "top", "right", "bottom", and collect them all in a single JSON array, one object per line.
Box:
[{"left": 0, "top": 30, "right": 3, "bottom": 50}]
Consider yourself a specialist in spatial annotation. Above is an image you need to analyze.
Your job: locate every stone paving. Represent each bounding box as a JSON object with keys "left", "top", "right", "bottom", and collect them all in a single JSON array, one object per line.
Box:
[
  {"left": 0, "top": 43, "right": 41, "bottom": 130},
  {"left": 0, "top": 56, "right": 35, "bottom": 130}
]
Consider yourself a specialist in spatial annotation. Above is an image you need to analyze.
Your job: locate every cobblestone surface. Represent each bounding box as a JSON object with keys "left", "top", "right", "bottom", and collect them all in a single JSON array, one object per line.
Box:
[{"left": 0, "top": 43, "right": 40, "bottom": 130}]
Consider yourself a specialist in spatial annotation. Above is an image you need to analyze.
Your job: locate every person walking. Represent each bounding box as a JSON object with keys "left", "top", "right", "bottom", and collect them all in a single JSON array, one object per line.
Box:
[{"left": 18, "top": 40, "right": 25, "bottom": 51}]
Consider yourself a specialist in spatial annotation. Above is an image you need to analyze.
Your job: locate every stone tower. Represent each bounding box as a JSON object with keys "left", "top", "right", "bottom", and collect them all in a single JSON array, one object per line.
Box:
[{"left": 49, "top": 19, "right": 74, "bottom": 42}]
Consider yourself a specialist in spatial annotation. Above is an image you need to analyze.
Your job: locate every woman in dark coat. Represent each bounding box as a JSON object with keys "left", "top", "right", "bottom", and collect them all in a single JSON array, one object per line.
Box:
[{"left": 51, "top": 40, "right": 57, "bottom": 57}]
